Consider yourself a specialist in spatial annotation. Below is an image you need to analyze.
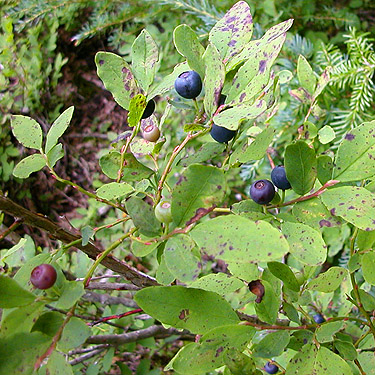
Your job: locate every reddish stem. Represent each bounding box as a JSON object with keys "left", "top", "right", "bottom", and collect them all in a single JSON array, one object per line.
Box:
[{"left": 89, "top": 308, "right": 143, "bottom": 326}]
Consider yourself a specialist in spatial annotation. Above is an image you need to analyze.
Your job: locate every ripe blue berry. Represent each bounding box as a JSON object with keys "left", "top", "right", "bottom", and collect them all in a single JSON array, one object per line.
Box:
[
  {"left": 250, "top": 180, "right": 275, "bottom": 205},
  {"left": 264, "top": 362, "right": 279, "bottom": 374},
  {"left": 30, "top": 264, "right": 57, "bottom": 290},
  {"left": 313, "top": 314, "right": 325, "bottom": 324},
  {"left": 141, "top": 99, "right": 155, "bottom": 119},
  {"left": 174, "top": 71, "right": 202, "bottom": 99},
  {"left": 271, "top": 166, "right": 291, "bottom": 190},
  {"left": 210, "top": 123, "right": 236, "bottom": 143}
]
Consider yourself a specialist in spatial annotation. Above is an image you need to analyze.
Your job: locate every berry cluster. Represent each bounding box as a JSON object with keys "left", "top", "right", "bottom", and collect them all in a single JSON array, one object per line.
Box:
[{"left": 250, "top": 166, "right": 291, "bottom": 205}]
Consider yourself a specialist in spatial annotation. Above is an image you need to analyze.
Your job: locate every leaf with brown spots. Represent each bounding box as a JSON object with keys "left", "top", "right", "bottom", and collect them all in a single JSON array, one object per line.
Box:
[
  {"left": 134, "top": 286, "right": 239, "bottom": 334},
  {"left": 190, "top": 215, "right": 289, "bottom": 263},
  {"left": 171, "top": 165, "right": 226, "bottom": 227},
  {"left": 281, "top": 221, "right": 327, "bottom": 265},
  {"left": 131, "top": 29, "right": 158, "bottom": 93},
  {"left": 168, "top": 324, "right": 255, "bottom": 374},
  {"left": 203, "top": 43, "right": 225, "bottom": 117},
  {"left": 334, "top": 120, "right": 375, "bottom": 182},
  {"left": 306, "top": 266, "right": 348, "bottom": 293},
  {"left": 95, "top": 51, "right": 139, "bottom": 110},
  {"left": 209, "top": 1, "right": 253, "bottom": 62},
  {"left": 321, "top": 186, "right": 375, "bottom": 231},
  {"left": 285, "top": 344, "right": 352, "bottom": 375}
]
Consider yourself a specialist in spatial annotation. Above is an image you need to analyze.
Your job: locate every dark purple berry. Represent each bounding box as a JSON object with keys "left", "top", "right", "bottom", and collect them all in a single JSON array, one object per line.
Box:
[
  {"left": 271, "top": 166, "right": 291, "bottom": 190},
  {"left": 264, "top": 362, "right": 279, "bottom": 374},
  {"left": 250, "top": 180, "right": 275, "bottom": 205},
  {"left": 210, "top": 123, "right": 236, "bottom": 143},
  {"left": 141, "top": 99, "right": 155, "bottom": 119},
  {"left": 313, "top": 314, "right": 325, "bottom": 324},
  {"left": 30, "top": 264, "right": 57, "bottom": 290},
  {"left": 174, "top": 71, "right": 202, "bottom": 99}
]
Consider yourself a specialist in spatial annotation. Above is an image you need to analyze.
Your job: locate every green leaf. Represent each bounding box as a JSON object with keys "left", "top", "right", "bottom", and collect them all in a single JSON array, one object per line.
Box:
[
  {"left": 227, "top": 262, "right": 259, "bottom": 281},
  {"left": 183, "top": 123, "right": 206, "bottom": 132},
  {"left": 317, "top": 155, "right": 334, "bottom": 185},
  {"left": 126, "top": 196, "right": 161, "bottom": 237},
  {"left": 128, "top": 94, "right": 147, "bottom": 127},
  {"left": 333, "top": 339, "right": 357, "bottom": 361},
  {"left": 267, "top": 262, "right": 300, "bottom": 292},
  {"left": 0, "top": 332, "right": 51, "bottom": 375},
  {"left": 213, "top": 100, "right": 267, "bottom": 130},
  {"left": 190, "top": 215, "right": 289, "bottom": 263},
  {"left": 281, "top": 222, "right": 327, "bottom": 265},
  {"left": 358, "top": 352, "right": 375, "bottom": 373},
  {"left": 32, "top": 311, "right": 65, "bottom": 337},
  {"left": 156, "top": 253, "right": 175, "bottom": 285},
  {"left": 131, "top": 29, "right": 158, "bottom": 93},
  {"left": 45, "top": 106, "right": 74, "bottom": 154},
  {"left": 312, "top": 66, "right": 332, "bottom": 101},
  {"left": 180, "top": 142, "right": 225, "bottom": 167},
  {"left": 171, "top": 165, "right": 226, "bottom": 227},
  {"left": 0, "top": 302, "right": 44, "bottom": 338},
  {"left": 148, "top": 62, "right": 188, "bottom": 99},
  {"left": 0, "top": 275, "right": 35, "bottom": 308},
  {"left": 306, "top": 267, "right": 348, "bottom": 292},
  {"left": 39, "top": 351, "right": 74, "bottom": 375},
  {"left": 173, "top": 25, "right": 205, "bottom": 78},
  {"left": 11, "top": 115, "right": 43, "bottom": 149},
  {"left": 297, "top": 55, "right": 316, "bottom": 94},
  {"left": 96, "top": 182, "right": 133, "bottom": 200},
  {"left": 252, "top": 330, "right": 290, "bottom": 358},
  {"left": 99, "top": 151, "right": 154, "bottom": 181},
  {"left": 209, "top": 1, "right": 253, "bottom": 61},
  {"left": 55, "top": 281, "right": 84, "bottom": 309},
  {"left": 361, "top": 251, "right": 375, "bottom": 285},
  {"left": 321, "top": 186, "right": 375, "bottom": 231},
  {"left": 285, "top": 344, "right": 352, "bottom": 375},
  {"left": 164, "top": 234, "right": 201, "bottom": 283},
  {"left": 318, "top": 125, "right": 335, "bottom": 144},
  {"left": 289, "top": 87, "right": 311, "bottom": 104},
  {"left": 230, "top": 126, "right": 275, "bottom": 163},
  {"left": 316, "top": 321, "right": 344, "bottom": 343},
  {"left": 231, "top": 199, "right": 266, "bottom": 221},
  {"left": 203, "top": 43, "right": 225, "bottom": 117},
  {"left": 57, "top": 317, "right": 92, "bottom": 352},
  {"left": 226, "top": 19, "right": 293, "bottom": 103},
  {"left": 285, "top": 140, "right": 317, "bottom": 195},
  {"left": 333, "top": 120, "right": 375, "bottom": 182},
  {"left": 134, "top": 286, "right": 239, "bottom": 334},
  {"left": 131, "top": 235, "right": 158, "bottom": 257},
  {"left": 254, "top": 280, "right": 279, "bottom": 324},
  {"left": 292, "top": 198, "right": 343, "bottom": 231},
  {"left": 224, "top": 349, "right": 258, "bottom": 375},
  {"left": 169, "top": 325, "right": 255, "bottom": 374},
  {"left": 47, "top": 143, "right": 64, "bottom": 169},
  {"left": 13, "top": 154, "right": 46, "bottom": 178},
  {"left": 189, "top": 273, "right": 244, "bottom": 296},
  {"left": 357, "top": 229, "right": 375, "bottom": 251},
  {"left": 95, "top": 51, "right": 139, "bottom": 110}
]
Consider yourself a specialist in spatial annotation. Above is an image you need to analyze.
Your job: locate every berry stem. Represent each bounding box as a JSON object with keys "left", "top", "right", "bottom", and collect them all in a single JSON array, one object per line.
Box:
[
  {"left": 83, "top": 228, "right": 136, "bottom": 287},
  {"left": 155, "top": 130, "right": 205, "bottom": 204},
  {"left": 48, "top": 168, "right": 127, "bottom": 213},
  {"left": 0, "top": 218, "right": 23, "bottom": 241},
  {"left": 268, "top": 180, "right": 340, "bottom": 208}
]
